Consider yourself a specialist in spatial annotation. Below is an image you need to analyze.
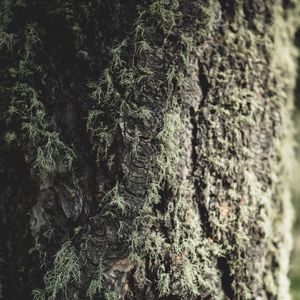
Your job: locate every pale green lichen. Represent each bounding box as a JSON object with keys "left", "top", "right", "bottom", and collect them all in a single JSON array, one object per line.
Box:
[
  {"left": 157, "top": 271, "right": 171, "bottom": 297},
  {"left": 87, "top": 262, "right": 104, "bottom": 299},
  {"left": 168, "top": 178, "right": 222, "bottom": 297},
  {"left": 4, "top": 22, "right": 76, "bottom": 178},
  {"left": 104, "top": 291, "right": 119, "bottom": 300},
  {"left": 0, "top": 0, "right": 13, "bottom": 31},
  {"left": 0, "top": 31, "right": 14, "bottom": 51},
  {"left": 100, "top": 182, "right": 130, "bottom": 216},
  {"left": 85, "top": 0, "right": 298, "bottom": 299},
  {"left": 33, "top": 241, "right": 81, "bottom": 300},
  {"left": 86, "top": 0, "right": 221, "bottom": 298},
  {"left": 4, "top": 131, "right": 16, "bottom": 145},
  {"left": 8, "top": 83, "right": 75, "bottom": 177}
]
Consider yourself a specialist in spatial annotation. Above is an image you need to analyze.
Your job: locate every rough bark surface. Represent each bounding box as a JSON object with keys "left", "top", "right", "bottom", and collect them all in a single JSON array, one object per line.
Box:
[{"left": 0, "top": 0, "right": 299, "bottom": 300}]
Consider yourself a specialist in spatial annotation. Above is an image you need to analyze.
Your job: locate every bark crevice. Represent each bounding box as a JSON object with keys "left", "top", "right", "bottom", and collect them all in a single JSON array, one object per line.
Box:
[
  {"left": 217, "top": 256, "right": 235, "bottom": 299},
  {"left": 190, "top": 106, "right": 213, "bottom": 238}
]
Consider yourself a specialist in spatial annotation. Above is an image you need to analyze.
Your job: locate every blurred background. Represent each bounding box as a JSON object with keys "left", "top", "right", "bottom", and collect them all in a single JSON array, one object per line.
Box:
[{"left": 289, "top": 29, "right": 300, "bottom": 300}]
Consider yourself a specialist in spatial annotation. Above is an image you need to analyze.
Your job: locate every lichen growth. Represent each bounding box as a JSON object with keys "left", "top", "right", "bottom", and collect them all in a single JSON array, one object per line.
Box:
[
  {"left": 2, "top": 20, "right": 76, "bottom": 178},
  {"left": 1, "top": 0, "right": 297, "bottom": 299},
  {"left": 104, "top": 291, "right": 119, "bottom": 300},
  {"left": 157, "top": 271, "right": 171, "bottom": 297},
  {"left": 87, "top": 262, "right": 104, "bottom": 299},
  {"left": 8, "top": 83, "right": 75, "bottom": 177},
  {"left": 32, "top": 241, "right": 81, "bottom": 300},
  {"left": 100, "top": 182, "right": 130, "bottom": 216},
  {"left": 86, "top": 0, "right": 227, "bottom": 298}
]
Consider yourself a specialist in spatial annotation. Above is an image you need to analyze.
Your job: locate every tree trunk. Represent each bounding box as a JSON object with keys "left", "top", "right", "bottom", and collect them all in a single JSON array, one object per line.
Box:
[{"left": 0, "top": 0, "right": 299, "bottom": 299}]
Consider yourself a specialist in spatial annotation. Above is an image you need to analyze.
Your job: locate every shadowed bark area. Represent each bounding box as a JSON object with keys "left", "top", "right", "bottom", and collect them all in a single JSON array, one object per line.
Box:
[{"left": 0, "top": 0, "right": 299, "bottom": 299}]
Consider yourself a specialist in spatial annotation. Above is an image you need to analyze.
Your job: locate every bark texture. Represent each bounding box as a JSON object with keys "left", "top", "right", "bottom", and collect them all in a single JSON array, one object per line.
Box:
[{"left": 0, "top": 0, "right": 299, "bottom": 299}]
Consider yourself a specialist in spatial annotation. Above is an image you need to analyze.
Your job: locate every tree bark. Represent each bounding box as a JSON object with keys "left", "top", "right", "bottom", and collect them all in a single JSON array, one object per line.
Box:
[{"left": 0, "top": 0, "right": 299, "bottom": 299}]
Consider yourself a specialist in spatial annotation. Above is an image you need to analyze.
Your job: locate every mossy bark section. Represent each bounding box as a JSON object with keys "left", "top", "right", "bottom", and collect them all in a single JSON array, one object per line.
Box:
[{"left": 0, "top": 0, "right": 298, "bottom": 299}]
